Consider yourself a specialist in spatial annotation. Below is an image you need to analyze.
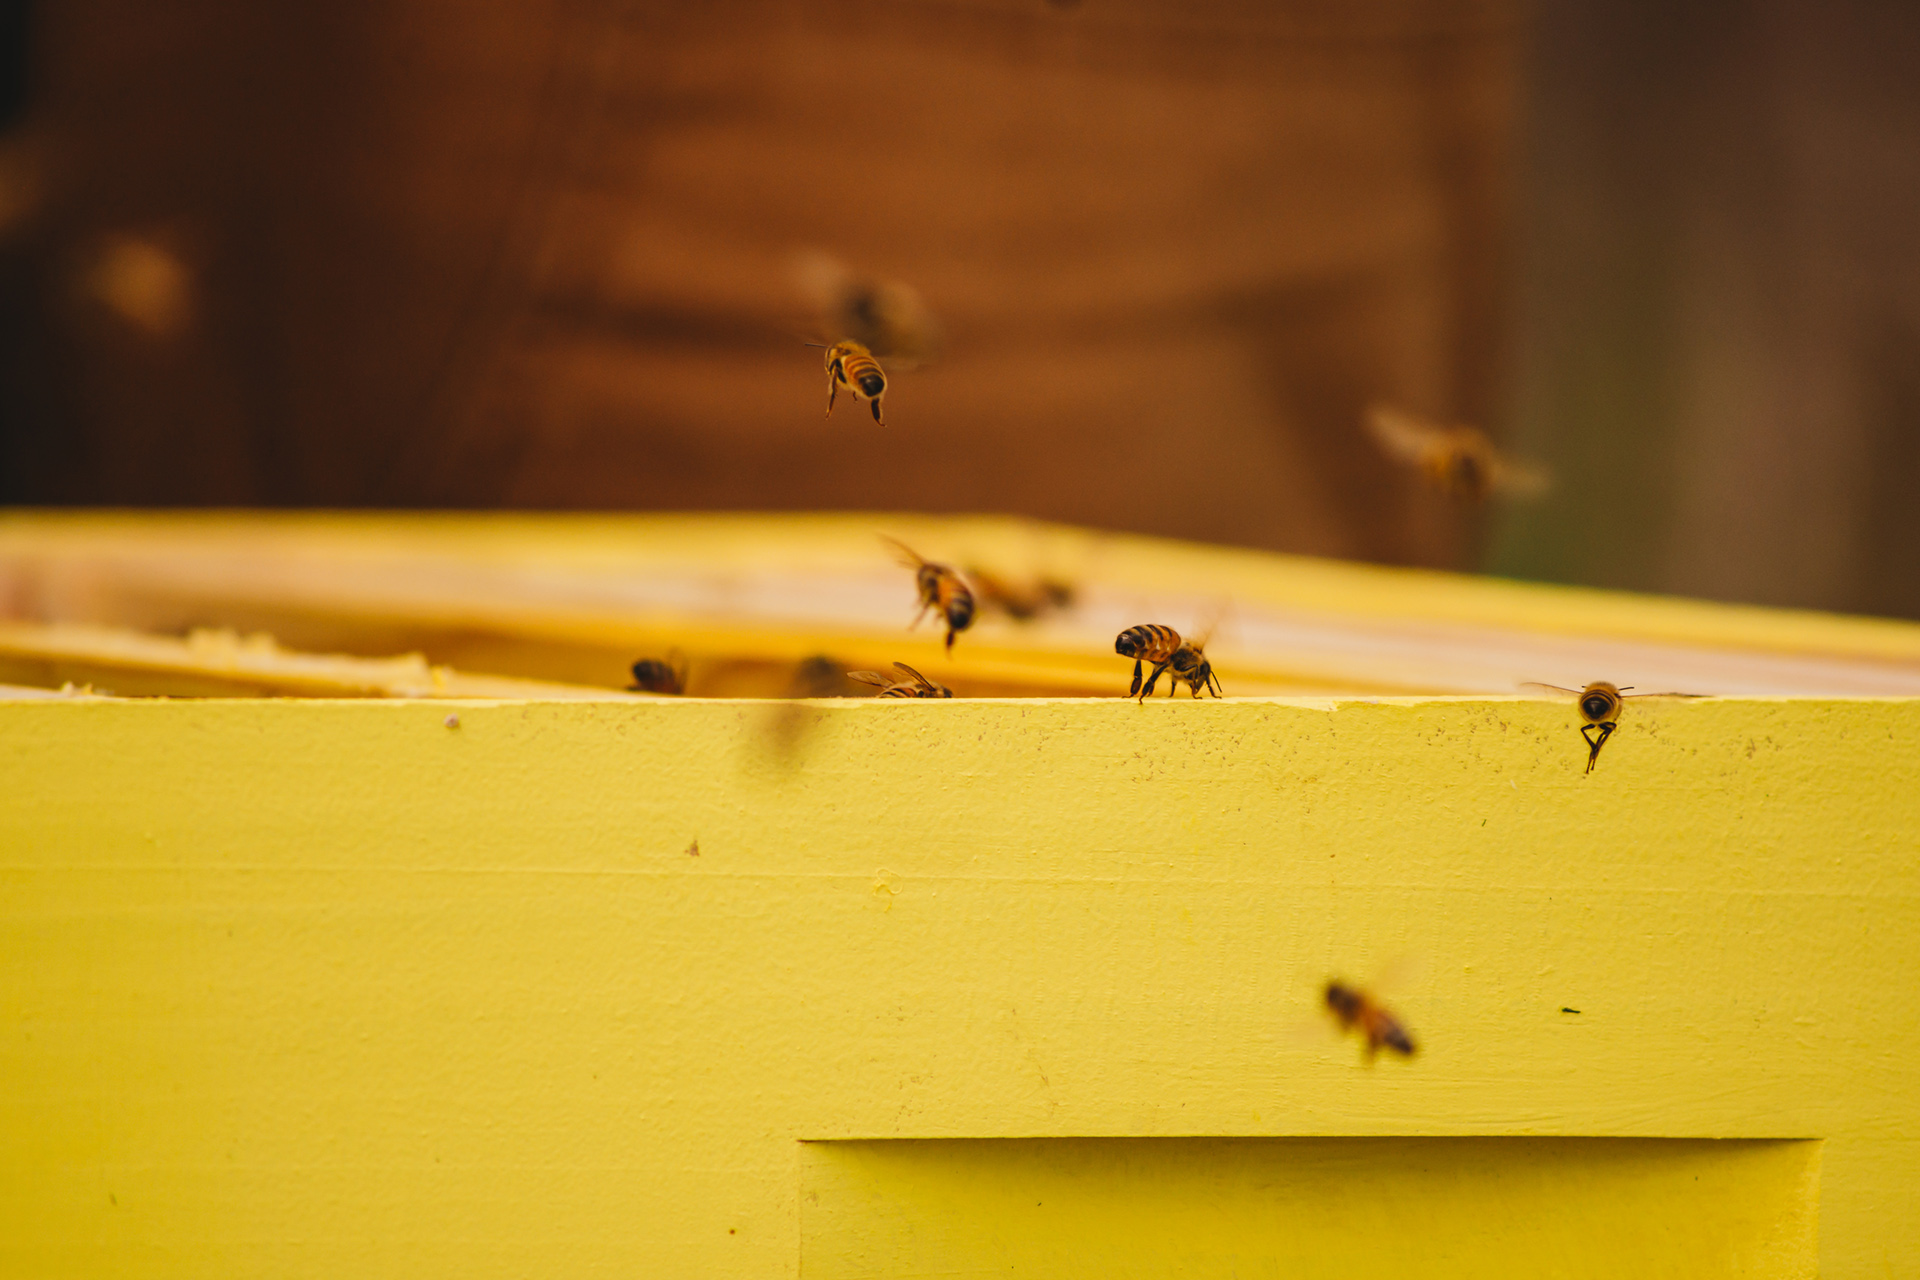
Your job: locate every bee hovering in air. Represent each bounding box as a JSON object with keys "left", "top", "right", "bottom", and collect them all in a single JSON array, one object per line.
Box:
[
  {"left": 1114, "top": 624, "right": 1222, "bottom": 701},
  {"left": 1324, "top": 980, "right": 1417, "bottom": 1062},
  {"left": 1364, "top": 404, "right": 1549, "bottom": 503},
  {"left": 628, "top": 651, "right": 688, "bottom": 695},
  {"left": 814, "top": 340, "right": 888, "bottom": 425},
  {"left": 883, "top": 536, "right": 975, "bottom": 653},
  {"left": 965, "top": 566, "right": 1077, "bottom": 623},
  {"left": 792, "top": 251, "right": 943, "bottom": 369},
  {"left": 1521, "top": 680, "right": 1706, "bottom": 774},
  {"left": 849, "top": 662, "right": 952, "bottom": 699}
]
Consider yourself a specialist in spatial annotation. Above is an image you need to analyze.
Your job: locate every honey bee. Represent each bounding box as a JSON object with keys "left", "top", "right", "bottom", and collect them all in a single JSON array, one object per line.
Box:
[
  {"left": 849, "top": 662, "right": 952, "bottom": 698},
  {"left": 1522, "top": 680, "right": 1705, "bottom": 773},
  {"left": 628, "top": 651, "right": 688, "bottom": 695},
  {"left": 965, "top": 566, "right": 1077, "bottom": 623},
  {"left": 1324, "top": 980, "right": 1417, "bottom": 1061},
  {"left": 1365, "top": 404, "right": 1549, "bottom": 502},
  {"left": 1113, "top": 624, "right": 1222, "bottom": 701},
  {"left": 818, "top": 340, "right": 888, "bottom": 425},
  {"left": 792, "top": 251, "right": 943, "bottom": 368},
  {"left": 883, "top": 536, "right": 975, "bottom": 652}
]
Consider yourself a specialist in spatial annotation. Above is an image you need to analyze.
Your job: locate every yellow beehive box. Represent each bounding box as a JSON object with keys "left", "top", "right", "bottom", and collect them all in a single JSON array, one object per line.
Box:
[{"left": 2, "top": 511, "right": 1918, "bottom": 1278}]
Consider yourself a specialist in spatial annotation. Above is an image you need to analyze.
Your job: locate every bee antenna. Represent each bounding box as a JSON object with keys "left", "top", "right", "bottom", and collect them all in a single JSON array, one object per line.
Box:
[
  {"left": 801, "top": 341, "right": 827, "bottom": 348},
  {"left": 1618, "top": 686, "right": 1635, "bottom": 692}
]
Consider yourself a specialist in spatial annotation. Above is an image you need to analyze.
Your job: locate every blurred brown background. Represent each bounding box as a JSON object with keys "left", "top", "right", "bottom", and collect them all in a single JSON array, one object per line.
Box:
[{"left": 0, "top": 0, "right": 1916, "bottom": 617}]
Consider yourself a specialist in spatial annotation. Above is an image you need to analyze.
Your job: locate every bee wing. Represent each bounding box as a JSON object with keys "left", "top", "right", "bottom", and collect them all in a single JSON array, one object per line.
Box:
[
  {"left": 878, "top": 534, "right": 927, "bottom": 570},
  {"left": 1621, "top": 691, "right": 1709, "bottom": 700},
  {"left": 1519, "top": 681, "right": 1582, "bottom": 697},
  {"left": 890, "top": 662, "right": 932, "bottom": 688},
  {"left": 1364, "top": 404, "right": 1444, "bottom": 463},
  {"left": 848, "top": 670, "right": 892, "bottom": 689},
  {"left": 1188, "top": 601, "right": 1234, "bottom": 651}
]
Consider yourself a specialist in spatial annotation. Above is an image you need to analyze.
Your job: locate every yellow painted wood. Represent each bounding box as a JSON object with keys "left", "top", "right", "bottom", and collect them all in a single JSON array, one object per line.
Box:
[
  {"left": 802, "top": 1137, "right": 1821, "bottom": 1277},
  {"left": 3, "top": 693, "right": 1917, "bottom": 1276}
]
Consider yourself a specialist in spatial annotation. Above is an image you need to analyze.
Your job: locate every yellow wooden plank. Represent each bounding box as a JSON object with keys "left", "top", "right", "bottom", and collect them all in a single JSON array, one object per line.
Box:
[{"left": 2, "top": 694, "right": 1916, "bottom": 1276}]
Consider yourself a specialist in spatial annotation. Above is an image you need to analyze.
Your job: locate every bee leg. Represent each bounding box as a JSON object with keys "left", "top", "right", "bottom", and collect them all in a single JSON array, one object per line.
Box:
[
  {"left": 1128, "top": 659, "right": 1143, "bottom": 699},
  {"left": 1581, "top": 722, "right": 1615, "bottom": 774},
  {"left": 944, "top": 627, "right": 955, "bottom": 654},
  {"left": 909, "top": 603, "right": 930, "bottom": 631},
  {"left": 1139, "top": 662, "right": 1164, "bottom": 702},
  {"left": 869, "top": 397, "right": 884, "bottom": 425}
]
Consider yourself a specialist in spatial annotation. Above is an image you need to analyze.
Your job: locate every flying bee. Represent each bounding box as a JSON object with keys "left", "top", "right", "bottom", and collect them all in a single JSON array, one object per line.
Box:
[
  {"left": 1114, "top": 624, "right": 1222, "bottom": 701},
  {"left": 628, "top": 650, "right": 688, "bottom": 695},
  {"left": 849, "top": 662, "right": 952, "bottom": 698},
  {"left": 814, "top": 339, "right": 888, "bottom": 425},
  {"left": 1324, "top": 980, "right": 1417, "bottom": 1061},
  {"left": 882, "top": 536, "right": 975, "bottom": 652},
  {"left": 791, "top": 250, "right": 942, "bottom": 368},
  {"left": 1365, "top": 404, "right": 1549, "bottom": 502},
  {"left": 1522, "top": 681, "right": 1706, "bottom": 773},
  {"left": 965, "top": 566, "right": 1077, "bottom": 623}
]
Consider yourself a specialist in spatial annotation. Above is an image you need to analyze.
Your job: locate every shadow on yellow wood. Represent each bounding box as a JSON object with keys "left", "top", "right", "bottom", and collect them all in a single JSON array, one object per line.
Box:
[{"left": 802, "top": 1137, "right": 1820, "bottom": 1279}]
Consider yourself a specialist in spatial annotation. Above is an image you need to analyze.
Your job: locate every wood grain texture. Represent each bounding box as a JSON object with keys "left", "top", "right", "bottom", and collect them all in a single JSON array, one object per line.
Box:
[{"left": 0, "top": 0, "right": 1521, "bottom": 569}]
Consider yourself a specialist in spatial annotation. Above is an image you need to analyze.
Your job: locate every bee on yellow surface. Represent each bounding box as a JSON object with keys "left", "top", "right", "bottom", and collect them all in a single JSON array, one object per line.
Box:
[
  {"left": 1522, "top": 680, "right": 1705, "bottom": 774},
  {"left": 1365, "top": 404, "right": 1549, "bottom": 502},
  {"left": 819, "top": 340, "right": 888, "bottom": 425},
  {"left": 628, "top": 652, "right": 688, "bottom": 695},
  {"left": 883, "top": 537, "right": 974, "bottom": 652},
  {"left": 1114, "top": 624, "right": 1221, "bottom": 701},
  {"left": 849, "top": 662, "right": 952, "bottom": 698},
  {"left": 1324, "top": 980, "right": 1416, "bottom": 1061},
  {"left": 965, "top": 566, "right": 1077, "bottom": 623}
]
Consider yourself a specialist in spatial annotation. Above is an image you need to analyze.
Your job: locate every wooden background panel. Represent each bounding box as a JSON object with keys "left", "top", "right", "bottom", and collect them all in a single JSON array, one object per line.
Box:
[{"left": 0, "top": 0, "right": 1521, "bottom": 570}]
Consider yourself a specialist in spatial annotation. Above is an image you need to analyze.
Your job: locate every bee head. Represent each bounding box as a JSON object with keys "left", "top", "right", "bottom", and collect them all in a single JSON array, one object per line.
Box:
[{"left": 1324, "top": 982, "right": 1360, "bottom": 1018}]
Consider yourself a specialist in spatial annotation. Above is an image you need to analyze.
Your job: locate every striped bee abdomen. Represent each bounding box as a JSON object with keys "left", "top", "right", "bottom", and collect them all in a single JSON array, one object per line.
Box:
[
  {"left": 1115, "top": 624, "right": 1181, "bottom": 663},
  {"left": 823, "top": 340, "right": 888, "bottom": 425}
]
